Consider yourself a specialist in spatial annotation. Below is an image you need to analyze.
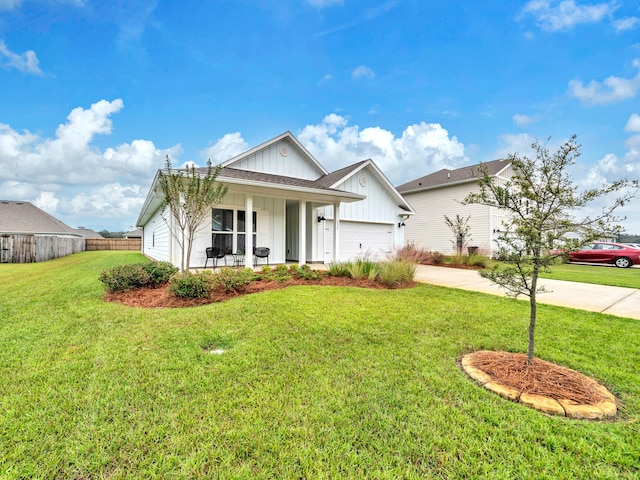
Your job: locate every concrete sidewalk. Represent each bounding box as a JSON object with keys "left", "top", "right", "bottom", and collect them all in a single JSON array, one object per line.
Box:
[{"left": 413, "top": 265, "right": 640, "bottom": 320}]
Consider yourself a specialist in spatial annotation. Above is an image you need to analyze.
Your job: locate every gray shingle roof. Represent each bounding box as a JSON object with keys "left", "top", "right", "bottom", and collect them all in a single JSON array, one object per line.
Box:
[
  {"left": 396, "top": 158, "right": 511, "bottom": 194},
  {"left": 313, "top": 161, "right": 367, "bottom": 188},
  {"left": 0, "top": 200, "right": 80, "bottom": 235},
  {"left": 195, "top": 167, "right": 361, "bottom": 195}
]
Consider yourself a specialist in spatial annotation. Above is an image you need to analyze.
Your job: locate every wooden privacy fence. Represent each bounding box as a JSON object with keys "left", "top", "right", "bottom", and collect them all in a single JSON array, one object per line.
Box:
[
  {"left": 0, "top": 234, "right": 85, "bottom": 263},
  {"left": 85, "top": 238, "right": 141, "bottom": 251}
]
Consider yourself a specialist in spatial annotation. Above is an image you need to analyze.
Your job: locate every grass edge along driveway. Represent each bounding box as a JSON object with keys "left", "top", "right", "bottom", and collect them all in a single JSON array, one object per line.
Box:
[{"left": 0, "top": 251, "right": 638, "bottom": 479}]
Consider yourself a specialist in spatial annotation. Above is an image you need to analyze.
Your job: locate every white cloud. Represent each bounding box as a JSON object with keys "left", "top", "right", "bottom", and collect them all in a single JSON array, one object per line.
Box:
[
  {"left": 0, "top": 40, "right": 42, "bottom": 75},
  {"left": 520, "top": 0, "right": 616, "bottom": 31},
  {"left": 297, "top": 114, "right": 467, "bottom": 184},
  {"left": 352, "top": 65, "right": 375, "bottom": 80},
  {"left": 625, "top": 113, "right": 640, "bottom": 132},
  {"left": 308, "top": 0, "right": 343, "bottom": 8},
  {"left": 513, "top": 113, "right": 543, "bottom": 126},
  {"left": 318, "top": 74, "right": 333, "bottom": 84},
  {"left": 568, "top": 59, "right": 640, "bottom": 104},
  {"left": 199, "top": 132, "right": 249, "bottom": 165},
  {"left": 494, "top": 133, "right": 537, "bottom": 159},
  {"left": 613, "top": 16, "right": 640, "bottom": 32},
  {"left": 0, "top": 99, "right": 179, "bottom": 230}
]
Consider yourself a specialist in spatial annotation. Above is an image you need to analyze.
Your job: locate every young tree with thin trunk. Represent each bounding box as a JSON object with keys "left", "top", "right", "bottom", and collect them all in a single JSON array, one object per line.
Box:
[
  {"left": 444, "top": 213, "right": 472, "bottom": 257},
  {"left": 463, "top": 135, "right": 638, "bottom": 365},
  {"left": 159, "top": 156, "right": 228, "bottom": 272}
]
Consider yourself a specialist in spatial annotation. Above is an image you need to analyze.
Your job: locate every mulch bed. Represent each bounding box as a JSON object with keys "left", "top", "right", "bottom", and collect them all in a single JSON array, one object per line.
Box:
[
  {"left": 104, "top": 274, "right": 414, "bottom": 309},
  {"left": 467, "top": 350, "right": 612, "bottom": 405}
]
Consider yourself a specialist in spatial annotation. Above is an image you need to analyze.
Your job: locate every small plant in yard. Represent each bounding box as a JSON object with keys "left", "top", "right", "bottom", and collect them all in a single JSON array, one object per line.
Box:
[
  {"left": 395, "top": 244, "right": 444, "bottom": 265},
  {"left": 288, "top": 264, "right": 299, "bottom": 273},
  {"left": 143, "top": 261, "right": 179, "bottom": 286},
  {"left": 296, "top": 264, "right": 322, "bottom": 280},
  {"left": 327, "top": 261, "right": 351, "bottom": 277},
  {"left": 168, "top": 271, "right": 213, "bottom": 298},
  {"left": 465, "top": 253, "right": 489, "bottom": 268},
  {"left": 211, "top": 267, "right": 254, "bottom": 292},
  {"left": 99, "top": 261, "right": 179, "bottom": 292},
  {"left": 376, "top": 260, "right": 416, "bottom": 287},
  {"left": 261, "top": 265, "right": 272, "bottom": 274},
  {"left": 348, "top": 257, "right": 377, "bottom": 280}
]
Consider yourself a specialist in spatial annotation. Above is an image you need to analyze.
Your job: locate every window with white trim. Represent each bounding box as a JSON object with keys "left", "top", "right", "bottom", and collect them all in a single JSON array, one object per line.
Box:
[{"left": 212, "top": 208, "right": 257, "bottom": 255}]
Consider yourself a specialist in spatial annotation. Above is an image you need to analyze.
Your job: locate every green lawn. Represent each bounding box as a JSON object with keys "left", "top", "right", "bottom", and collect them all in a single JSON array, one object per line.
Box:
[
  {"left": 538, "top": 263, "right": 640, "bottom": 289},
  {"left": 1, "top": 251, "right": 639, "bottom": 479}
]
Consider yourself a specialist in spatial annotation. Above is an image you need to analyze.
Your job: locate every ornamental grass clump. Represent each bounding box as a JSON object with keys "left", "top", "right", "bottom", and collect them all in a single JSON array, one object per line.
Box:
[
  {"left": 327, "top": 262, "right": 350, "bottom": 277},
  {"left": 376, "top": 260, "right": 416, "bottom": 288},
  {"left": 348, "top": 257, "right": 377, "bottom": 280}
]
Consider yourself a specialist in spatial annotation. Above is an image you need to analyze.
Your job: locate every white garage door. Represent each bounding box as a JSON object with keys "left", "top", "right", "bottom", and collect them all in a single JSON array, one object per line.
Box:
[{"left": 324, "top": 221, "right": 394, "bottom": 262}]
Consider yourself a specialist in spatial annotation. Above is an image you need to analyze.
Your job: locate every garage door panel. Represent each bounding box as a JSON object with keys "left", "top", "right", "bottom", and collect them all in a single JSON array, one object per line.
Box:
[{"left": 325, "top": 221, "right": 393, "bottom": 262}]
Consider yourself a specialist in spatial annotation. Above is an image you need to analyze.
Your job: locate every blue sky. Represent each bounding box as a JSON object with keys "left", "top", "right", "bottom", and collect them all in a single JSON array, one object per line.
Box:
[{"left": 1, "top": 0, "right": 640, "bottom": 233}]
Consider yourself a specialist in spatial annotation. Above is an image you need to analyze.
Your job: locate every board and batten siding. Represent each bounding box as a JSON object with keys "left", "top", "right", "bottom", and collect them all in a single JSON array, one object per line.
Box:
[
  {"left": 403, "top": 182, "right": 492, "bottom": 255},
  {"left": 142, "top": 207, "right": 171, "bottom": 263},
  {"left": 319, "top": 169, "right": 398, "bottom": 222},
  {"left": 228, "top": 139, "right": 323, "bottom": 181}
]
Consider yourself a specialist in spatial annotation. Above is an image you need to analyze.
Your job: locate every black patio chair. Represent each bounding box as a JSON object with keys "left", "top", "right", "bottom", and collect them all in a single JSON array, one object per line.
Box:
[
  {"left": 204, "top": 247, "right": 227, "bottom": 268},
  {"left": 253, "top": 247, "right": 270, "bottom": 266}
]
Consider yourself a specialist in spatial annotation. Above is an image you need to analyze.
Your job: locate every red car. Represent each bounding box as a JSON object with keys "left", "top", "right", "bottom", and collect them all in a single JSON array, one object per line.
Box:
[{"left": 568, "top": 242, "right": 640, "bottom": 268}]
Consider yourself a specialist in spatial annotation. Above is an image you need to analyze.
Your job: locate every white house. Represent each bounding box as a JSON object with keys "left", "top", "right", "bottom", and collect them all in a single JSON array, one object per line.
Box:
[
  {"left": 136, "top": 132, "right": 414, "bottom": 269},
  {"left": 396, "top": 159, "right": 513, "bottom": 257}
]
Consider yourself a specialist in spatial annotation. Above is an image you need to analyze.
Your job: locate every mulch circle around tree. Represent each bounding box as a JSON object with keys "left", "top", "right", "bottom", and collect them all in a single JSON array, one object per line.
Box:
[
  {"left": 104, "top": 274, "right": 414, "bottom": 309},
  {"left": 460, "top": 350, "right": 618, "bottom": 420}
]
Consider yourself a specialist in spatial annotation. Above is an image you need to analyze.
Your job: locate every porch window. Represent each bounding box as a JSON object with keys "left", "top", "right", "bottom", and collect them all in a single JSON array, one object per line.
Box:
[{"left": 212, "top": 208, "right": 257, "bottom": 255}]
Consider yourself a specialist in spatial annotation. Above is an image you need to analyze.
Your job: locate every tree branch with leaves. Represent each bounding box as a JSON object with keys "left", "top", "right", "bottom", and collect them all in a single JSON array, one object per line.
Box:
[
  {"left": 463, "top": 135, "right": 638, "bottom": 364},
  {"left": 159, "top": 156, "right": 228, "bottom": 272}
]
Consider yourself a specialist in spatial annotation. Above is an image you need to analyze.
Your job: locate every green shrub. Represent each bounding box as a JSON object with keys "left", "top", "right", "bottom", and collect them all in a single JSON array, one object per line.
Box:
[
  {"left": 288, "top": 264, "right": 299, "bottom": 273},
  {"left": 377, "top": 261, "right": 416, "bottom": 288},
  {"left": 296, "top": 266, "right": 322, "bottom": 280},
  {"left": 99, "top": 261, "right": 179, "bottom": 292},
  {"left": 276, "top": 264, "right": 289, "bottom": 274},
  {"left": 142, "top": 261, "right": 179, "bottom": 286},
  {"left": 261, "top": 265, "right": 272, "bottom": 274},
  {"left": 211, "top": 267, "right": 254, "bottom": 292},
  {"left": 168, "top": 271, "right": 213, "bottom": 299},
  {"left": 99, "top": 263, "right": 151, "bottom": 292}
]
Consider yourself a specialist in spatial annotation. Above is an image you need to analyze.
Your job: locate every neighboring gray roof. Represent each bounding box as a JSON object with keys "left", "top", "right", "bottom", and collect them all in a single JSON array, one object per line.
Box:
[
  {"left": 0, "top": 200, "right": 81, "bottom": 236},
  {"left": 396, "top": 158, "right": 511, "bottom": 194},
  {"left": 75, "top": 228, "right": 104, "bottom": 239},
  {"left": 123, "top": 229, "right": 142, "bottom": 238}
]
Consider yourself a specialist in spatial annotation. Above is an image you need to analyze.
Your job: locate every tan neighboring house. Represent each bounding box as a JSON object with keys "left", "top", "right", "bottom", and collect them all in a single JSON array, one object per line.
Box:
[
  {"left": 396, "top": 159, "right": 513, "bottom": 257},
  {"left": 0, "top": 200, "right": 85, "bottom": 262}
]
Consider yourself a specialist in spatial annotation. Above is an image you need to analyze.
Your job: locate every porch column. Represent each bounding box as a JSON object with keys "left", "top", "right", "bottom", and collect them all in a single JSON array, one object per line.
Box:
[
  {"left": 298, "top": 200, "right": 307, "bottom": 265},
  {"left": 245, "top": 195, "right": 254, "bottom": 269},
  {"left": 333, "top": 202, "right": 340, "bottom": 262}
]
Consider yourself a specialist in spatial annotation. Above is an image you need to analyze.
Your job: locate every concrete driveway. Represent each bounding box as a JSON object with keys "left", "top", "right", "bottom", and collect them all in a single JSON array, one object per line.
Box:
[{"left": 414, "top": 265, "right": 640, "bottom": 320}]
